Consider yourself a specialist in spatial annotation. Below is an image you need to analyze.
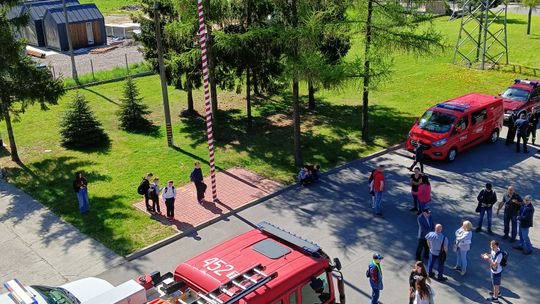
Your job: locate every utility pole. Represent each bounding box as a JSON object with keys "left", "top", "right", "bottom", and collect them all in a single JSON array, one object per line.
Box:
[
  {"left": 154, "top": 1, "right": 174, "bottom": 147},
  {"left": 62, "top": 0, "right": 78, "bottom": 83}
]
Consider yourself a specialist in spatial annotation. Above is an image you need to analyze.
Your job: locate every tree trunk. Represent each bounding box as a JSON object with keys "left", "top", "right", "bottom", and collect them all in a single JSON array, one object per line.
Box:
[
  {"left": 527, "top": 8, "right": 532, "bottom": 35},
  {"left": 362, "top": 0, "right": 374, "bottom": 141},
  {"left": 206, "top": 26, "right": 219, "bottom": 124},
  {"left": 308, "top": 80, "right": 315, "bottom": 110},
  {"left": 186, "top": 77, "right": 194, "bottom": 113},
  {"left": 1, "top": 102, "right": 20, "bottom": 162},
  {"left": 291, "top": 0, "right": 302, "bottom": 166},
  {"left": 253, "top": 72, "right": 260, "bottom": 96},
  {"left": 246, "top": 68, "right": 252, "bottom": 130}
]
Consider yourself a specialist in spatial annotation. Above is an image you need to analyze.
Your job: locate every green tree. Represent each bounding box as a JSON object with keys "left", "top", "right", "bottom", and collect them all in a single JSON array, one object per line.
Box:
[
  {"left": 1, "top": 0, "right": 65, "bottom": 162},
  {"left": 59, "top": 93, "right": 109, "bottom": 149},
  {"left": 117, "top": 77, "right": 152, "bottom": 132},
  {"left": 523, "top": 0, "right": 540, "bottom": 35},
  {"left": 354, "top": 0, "right": 444, "bottom": 140}
]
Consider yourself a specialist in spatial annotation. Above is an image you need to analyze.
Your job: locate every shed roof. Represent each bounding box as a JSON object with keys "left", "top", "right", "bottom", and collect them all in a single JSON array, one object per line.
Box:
[
  {"left": 46, "top": 3, "right": 104, "bottom": 24},
  {"left": 26, "top": 0, "right": 79, "bottom": 21}
]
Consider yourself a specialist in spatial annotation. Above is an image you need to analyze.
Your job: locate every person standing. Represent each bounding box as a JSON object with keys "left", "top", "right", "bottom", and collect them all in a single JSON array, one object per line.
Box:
[
  {"left": 190, "top": 161, "right": 207, "bottom": 203},
  {"left": 413, "top": 276, "right": 435, "bottom": 304},
  {"left": 372, "top": 165, "right": 385, "bottom": 216},
  {"left": 426, "top": 224, "right": 449, "bottom": 281},
  {"left": 505, "top": 112, "right": 517, "bottom": 145},
  {"left": 162, "top": 180, "right": 176, "bottom": 221},
  {"left": 367, "top": 253, "right": 384, "bottom": 304},
  {"left": 416, "top": 208, "right": 434, "bottom": 261},
  {"left": 415, "top": 175, "right": 431, "bottom": 214},
  {"left": 409, "top": 261, "right": 430, "bottom": 304},
  {"left": 368, "top": 169, "right": 376, "bottom": 209},
  {"left": 477, "top": 183, "right": 497, "bottom": 234},
  {"left": 453, "top": 220, "right": 473, "bottom": 276},
  {"left": 410, "top": 167, "right": 422, "bottom": 212},
  {"left": 140, "top": 173, "right": 153, "bottom": 212},
  {"left": 481, "top": 240, "right": 503, "bottom": 303},
  {"left": 497, "top": 186, "right": 523, "bottom": 242},
  {"left": 73, "top": 172, "right": 89, "bottom": 214},
  {"left": 528, "top": 107, "right": 538, "bottom": 145},
  {"left": 514, "top": 112, "right": 529, "bottom": 153},
  {"left": 514, "top": 195, "right": 535, "bottom": 255},
  {"left": 408, "top": 143, "right": 425, "bottom": 173},
  {"left": 149, "top": 177, "right": 161, "bottom": 214}
]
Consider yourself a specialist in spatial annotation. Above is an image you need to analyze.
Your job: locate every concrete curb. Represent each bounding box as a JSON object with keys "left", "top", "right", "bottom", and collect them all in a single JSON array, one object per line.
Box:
[{"left": 125, "top": 142, "right": 406, "bottom": 261}]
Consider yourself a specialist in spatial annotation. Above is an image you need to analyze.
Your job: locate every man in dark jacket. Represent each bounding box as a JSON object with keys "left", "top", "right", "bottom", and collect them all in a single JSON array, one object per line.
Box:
[
  {"left": 408, "top": 142, "right": 425, "bottom": 173},
  {"left": 514, "top": 113, "right": 529, "bottom": 153},
  {"left": 528, "top": 107, "right": 539, "bottom": 145},
  {"left": 367, "top": 253, "right": 384, "bottom": 304},
  {"left": 190, "top": 161, "right": 206, "bottom": 204},
  {"left": 477, "top": 183, "right": 497, "bottom": 234},
  {"left": 514, "top": 195, "right": 535, "bottom": 255},
  {"left": 141, "top": 173, "right": 153, "bottom": 211},
  {"left": 497, "top": 186, "right": 523, "bottom": 242},
  {"left": 416, "top": 208, "right": 434, "bottom": 260},
  {"left": 505, "top": 112, "right": 517, "bottom": 145}
]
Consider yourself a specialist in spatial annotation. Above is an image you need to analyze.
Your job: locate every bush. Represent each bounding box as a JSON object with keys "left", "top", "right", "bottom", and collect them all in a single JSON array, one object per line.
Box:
[
  {"left": 59, "top": 93, "right": 109, "bottom": 148},
  {"left": 117, "top": 77, "right": 152, "bottom": 132}
]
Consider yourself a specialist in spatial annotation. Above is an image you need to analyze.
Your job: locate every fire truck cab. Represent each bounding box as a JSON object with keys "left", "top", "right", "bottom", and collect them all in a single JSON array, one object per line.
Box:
[{"left": 170, "top": 221, "right": 345, "bottom": 304}]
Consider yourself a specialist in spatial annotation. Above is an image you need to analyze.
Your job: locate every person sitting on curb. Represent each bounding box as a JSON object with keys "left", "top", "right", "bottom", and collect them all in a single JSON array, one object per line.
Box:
[{"left": 298, "top": 166, "right": 314, "bottom": 186}]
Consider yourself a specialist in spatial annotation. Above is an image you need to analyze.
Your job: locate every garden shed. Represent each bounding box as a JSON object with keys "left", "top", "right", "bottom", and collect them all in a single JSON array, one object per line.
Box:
[
  {"left": 43, "top": 3, "right": 106, "bottom": 51},
  {"left": 12, "top": 0, "right": 80, "bottom": 47}
]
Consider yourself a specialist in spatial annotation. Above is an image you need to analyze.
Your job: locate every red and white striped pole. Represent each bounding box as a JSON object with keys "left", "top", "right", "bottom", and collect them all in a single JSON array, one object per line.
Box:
[{"left": 197, "top": 0, "right": 218, "bottom": 202}]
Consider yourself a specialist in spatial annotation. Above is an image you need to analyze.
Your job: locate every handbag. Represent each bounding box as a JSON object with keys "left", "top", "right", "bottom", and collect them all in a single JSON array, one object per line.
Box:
[{"left": 439, "top": 236, "right": 447, "bottom": 263}]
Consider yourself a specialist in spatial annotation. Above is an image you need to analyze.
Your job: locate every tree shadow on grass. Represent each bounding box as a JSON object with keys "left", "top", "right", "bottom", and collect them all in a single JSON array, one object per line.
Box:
[
  {"left": 0, "top": 156, "right": 140, "bottom": 255},
  {"left": 178, "top": 94, "right": 414, "bottom": 180},
  {"left": 63, "top": 138, "right": 112, "bottom": 154},
  {"left": 494, "top": 18, "right": 527, "bottom": 25}
]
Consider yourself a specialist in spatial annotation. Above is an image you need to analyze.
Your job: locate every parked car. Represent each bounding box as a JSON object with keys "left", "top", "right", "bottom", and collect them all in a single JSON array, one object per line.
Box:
[
  {"left": 407, "top": 93, "right": 503, "bottom": 162},
  {"left": 501, "top": 79, "right": 540, "bottom": 124}
]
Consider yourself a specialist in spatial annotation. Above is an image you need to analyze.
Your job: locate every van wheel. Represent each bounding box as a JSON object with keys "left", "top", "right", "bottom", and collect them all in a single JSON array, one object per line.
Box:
[
  {"left": 446, "top": 148, "right": 457, "bottom": 162},
  {"left": 489, "top": 129, "right": 499, "bottom": 143}
]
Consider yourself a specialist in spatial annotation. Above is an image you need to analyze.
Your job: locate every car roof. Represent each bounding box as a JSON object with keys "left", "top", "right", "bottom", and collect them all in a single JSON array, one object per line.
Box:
[
  {"left": 174, "top": 225, "right": 328, "bottom": 302},
  {"left": 431, "top": 93, "right": 501, "bottom": 114}
]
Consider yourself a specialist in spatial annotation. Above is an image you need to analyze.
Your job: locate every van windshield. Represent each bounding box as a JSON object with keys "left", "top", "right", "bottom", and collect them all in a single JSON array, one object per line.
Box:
[
  {"left": 501, "top": 87, "right": 529, "bottom": 102},
  {"left": 418, "top": 110, "right": 456, "bottom": 134}
]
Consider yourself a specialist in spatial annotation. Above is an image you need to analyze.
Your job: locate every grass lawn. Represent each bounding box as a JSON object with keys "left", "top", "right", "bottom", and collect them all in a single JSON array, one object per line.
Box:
[
  {"left": 79, "top": 0, "right": 140, "bottom": 15},
  {"left": 1, "top": 13, "right": 539, "bottom": 255}
]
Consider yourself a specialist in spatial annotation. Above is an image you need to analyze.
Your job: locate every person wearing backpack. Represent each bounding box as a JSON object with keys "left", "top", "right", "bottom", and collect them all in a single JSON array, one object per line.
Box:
[
  {"left": 138, "top": 173, "right": 153, "bottom": 212},
  {"left": 149, "top": 177, "right": 161, "bottom": 214},
  {"left": 482, "top": 240, "right": 505, "bottom": 303},
  {"left": 366, "top": 253, "right": 384, "bottom": 304},
  {"left": 476, "top": 183, "right": 497, "bottom": 234},
  {"left": 162, "top": 180, "right": 176, "bottom": 221}
]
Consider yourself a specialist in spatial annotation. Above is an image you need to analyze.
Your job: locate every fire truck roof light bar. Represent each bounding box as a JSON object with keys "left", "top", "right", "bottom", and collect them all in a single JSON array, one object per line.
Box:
[
  {"left": 3, "top": 279, "right": 37, "bottom": 304},
  {"left": 257, "top": 221, "right": 321, "bottom": 256},
  {"left": 514, "top": 79, "right": 539, "bottom": 87},
  {"left": 436, "top": 103, "right": 467, "bottom": 112}
]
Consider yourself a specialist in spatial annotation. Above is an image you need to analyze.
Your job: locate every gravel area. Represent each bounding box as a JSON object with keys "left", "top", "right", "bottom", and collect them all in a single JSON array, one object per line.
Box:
[{"left": 32, "top": 42, "right": 145, "bottom": 79}]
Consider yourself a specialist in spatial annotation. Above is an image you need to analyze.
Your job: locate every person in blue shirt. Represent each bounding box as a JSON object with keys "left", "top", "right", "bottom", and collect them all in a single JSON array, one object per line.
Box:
[
  {"left": 514, "top": 195, "right": 535, "bottom": 255},
  {"left": 514, "top": 113, "right": 529, "bottom": 153}
]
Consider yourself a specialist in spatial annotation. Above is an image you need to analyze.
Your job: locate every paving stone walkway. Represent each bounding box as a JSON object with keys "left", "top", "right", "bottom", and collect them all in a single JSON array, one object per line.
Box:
[{"left": 133, "top": 167, "right": 283, "bottom": 232}]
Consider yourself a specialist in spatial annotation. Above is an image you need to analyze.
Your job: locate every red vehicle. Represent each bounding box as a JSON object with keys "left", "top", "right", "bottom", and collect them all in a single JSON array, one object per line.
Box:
[
  {"left": 501, "top": 79, "right": 540, "bottom": 123},
  {"left": 406, "top": 93, "right": 503, "bottom": 162}
]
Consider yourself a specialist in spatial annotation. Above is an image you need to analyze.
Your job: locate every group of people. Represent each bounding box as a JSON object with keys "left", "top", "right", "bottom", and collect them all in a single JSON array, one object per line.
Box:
[
  {"left": 366, "top": 163, "right": 535, "bottom": 303},
  {"left": 137, "top": 162, "right": 208, "bottom": 221},
  {"left": 297, "top": 164, "right": 321, "bottom": 186},
  {"left": 505, "top": 107, "right": 539, "bottom": 153}
]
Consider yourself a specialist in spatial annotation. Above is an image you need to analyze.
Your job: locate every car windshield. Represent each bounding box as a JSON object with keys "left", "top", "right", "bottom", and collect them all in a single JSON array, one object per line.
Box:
[
  {"left": 31, "top": 286, "right": 79, "bottom": 304},
  {"left": 501, "top": 87, "right": 529, "bottom": 102},
  {"left": 418, "top": 110, "right": 456, "bottom": 134}
]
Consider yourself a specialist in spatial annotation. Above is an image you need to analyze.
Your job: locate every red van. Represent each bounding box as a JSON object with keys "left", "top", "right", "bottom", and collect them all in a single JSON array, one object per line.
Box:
[{"left": 406, "top": 93, "right": 503, "bottom": 162}]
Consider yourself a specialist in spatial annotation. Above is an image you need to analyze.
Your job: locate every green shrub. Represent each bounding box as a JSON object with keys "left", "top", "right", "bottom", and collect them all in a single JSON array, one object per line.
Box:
[
  {"left": 117, "top": 77, "right": 152, "bottom": 132},
  {"left": 59, "top": 93, "right": 109, "bottom": 148}
]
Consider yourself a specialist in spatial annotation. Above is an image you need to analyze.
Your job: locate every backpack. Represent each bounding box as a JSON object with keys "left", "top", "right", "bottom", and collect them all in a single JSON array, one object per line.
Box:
[
  {"left": 365, "top": 268, "right": 370, "bottom": 278},
  {"left": 164, "top": 186, "right": 175, "bottom": 194},
  {"left": 496, "top": 250, "right": 508, "bottom": 267},
  {"left": 137, "top": 179, "right": 147, "bottom": 195}
]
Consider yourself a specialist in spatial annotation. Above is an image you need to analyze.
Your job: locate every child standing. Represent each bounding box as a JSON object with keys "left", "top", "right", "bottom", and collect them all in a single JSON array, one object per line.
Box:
[
  {"left": 149, "top": 177, "right": 161, "bottom": 214},
  {"left": 162, "top": 180, "right": 176, "bottom": 221}
]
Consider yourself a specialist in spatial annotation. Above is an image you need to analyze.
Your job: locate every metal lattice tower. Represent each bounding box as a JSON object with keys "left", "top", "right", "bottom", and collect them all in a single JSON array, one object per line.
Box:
[{"left": 452, "top": 0, "right": 508, "bottom": 70}]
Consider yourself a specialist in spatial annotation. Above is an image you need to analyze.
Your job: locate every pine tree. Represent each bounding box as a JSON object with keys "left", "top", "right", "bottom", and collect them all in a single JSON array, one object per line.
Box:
[
  {"left": 59, "top": 93, "right": 109, "bottom": 148},
  {"left": 117, "top": 77, "right": 152, "bottom": 132}
]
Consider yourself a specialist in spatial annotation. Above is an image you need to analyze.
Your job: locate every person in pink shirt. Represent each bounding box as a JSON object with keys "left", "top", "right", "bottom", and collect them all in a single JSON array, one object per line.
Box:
[{"left": 415, "top": 175, "right": 431, "bottom": 214}]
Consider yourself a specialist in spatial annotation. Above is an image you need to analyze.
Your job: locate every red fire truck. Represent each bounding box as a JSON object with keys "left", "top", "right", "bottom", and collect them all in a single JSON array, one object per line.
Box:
[{"left": 2, "top": 222, "right": 345, "bottom": 304}]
